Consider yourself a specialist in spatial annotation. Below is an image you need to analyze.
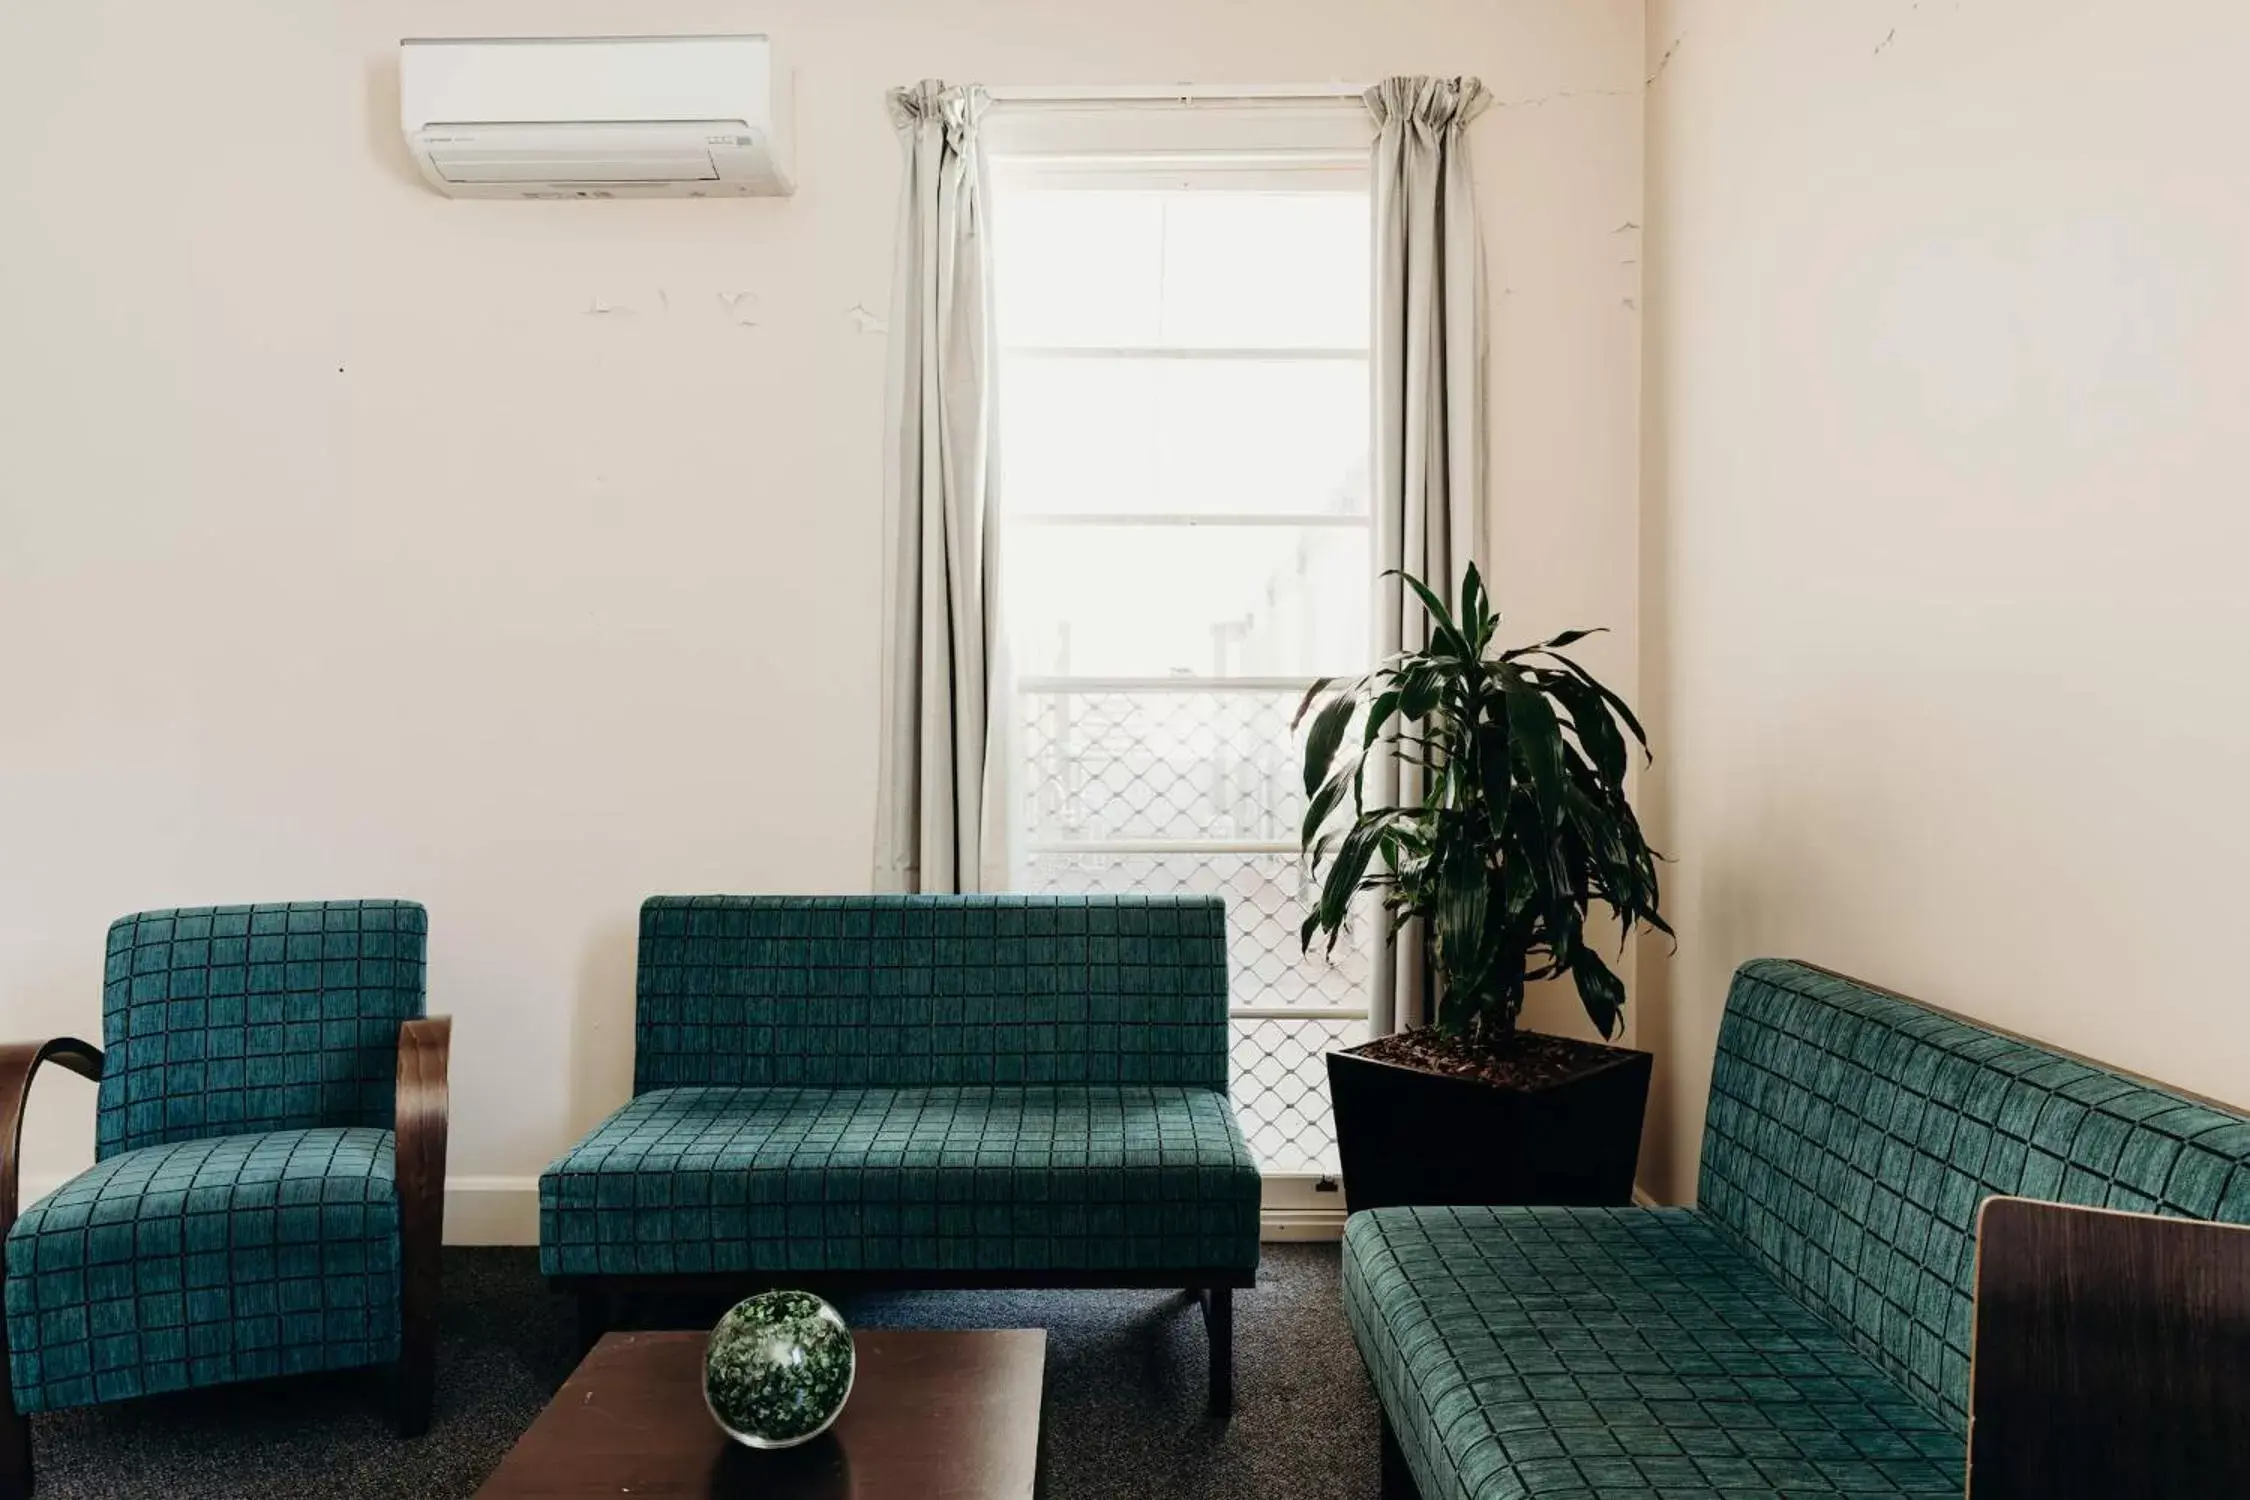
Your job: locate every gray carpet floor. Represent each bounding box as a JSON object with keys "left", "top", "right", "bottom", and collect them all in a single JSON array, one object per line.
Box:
[{"left": 25, "top": 1244, "right": 1381, "bottom": 1499}]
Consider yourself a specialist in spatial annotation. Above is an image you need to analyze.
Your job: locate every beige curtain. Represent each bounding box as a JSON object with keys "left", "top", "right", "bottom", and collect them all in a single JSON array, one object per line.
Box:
[
  {"left": 873, "top": 81, "right": 1011, "bottom": 893},
  {"left": 1366, "top": 75, "right": 1491, "bottom": 1033}
]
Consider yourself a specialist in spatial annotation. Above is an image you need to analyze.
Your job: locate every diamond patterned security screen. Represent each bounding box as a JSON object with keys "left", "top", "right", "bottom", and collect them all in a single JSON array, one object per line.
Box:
[
  {"left": 1022, "top": 687, "right": 1373, "bottom": 1173},
  {"left": 992, "top": 157, "right": 1375, "bottom": 1178}
]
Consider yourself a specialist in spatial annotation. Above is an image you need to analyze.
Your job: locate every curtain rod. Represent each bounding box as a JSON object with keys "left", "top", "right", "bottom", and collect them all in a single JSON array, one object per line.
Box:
[{"left": 984, "top": 83, "right": 1369, "bottom": 107}]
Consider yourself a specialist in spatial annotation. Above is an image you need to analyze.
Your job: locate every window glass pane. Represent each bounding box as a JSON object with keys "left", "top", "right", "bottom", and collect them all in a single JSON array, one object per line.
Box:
[
  {"left": 995, "top": 187, "right": 1369, "bottom": 351},
  {"left": 1158, "top": 193, "right": 1369, "bottom": 349},
  {"left": 994, "top": 191, "right": 1164, "bottom": 347},
  {"left": 1000, "top": 356, "right": 1157, "bottom": 514},
  {"left": 1008, "top": 524, "right": 1369, "bottom": 678},
  {"left": 1001, "top": 356, "right": 1367, "bottom": 516}
]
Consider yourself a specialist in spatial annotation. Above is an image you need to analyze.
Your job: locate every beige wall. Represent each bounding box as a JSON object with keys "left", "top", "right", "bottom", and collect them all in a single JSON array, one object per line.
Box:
[
  {"left": 0, "top": 0, "right": 1643, "bottom": 1234},
  {"left": 1637, "top": 0, "right": 2250, "bottom": 1201}
]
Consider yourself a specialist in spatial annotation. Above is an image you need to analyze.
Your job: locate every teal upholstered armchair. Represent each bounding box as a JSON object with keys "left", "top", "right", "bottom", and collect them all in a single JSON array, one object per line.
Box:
[{"left": 0, "top": 902, "right": 450, "bottom": 1495}]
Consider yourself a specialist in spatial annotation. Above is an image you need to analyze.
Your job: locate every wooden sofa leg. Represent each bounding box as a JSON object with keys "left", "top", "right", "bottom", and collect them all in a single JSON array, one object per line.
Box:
[
  {"left": 576, "top": 1290, "right": 610, "bottom": 1356},
  {"left": 394, "top": 1294, "right": 436, "bottom": 1438},
  {"left": 393, "top": 1150, "right": 441, "bottom": 1438},
  {"left": 1201, "top": 1287, "right": 1233, "bottom": 1418},
  {"left": 0, "top": 1398, "right": 28, "bottom": 1500}
]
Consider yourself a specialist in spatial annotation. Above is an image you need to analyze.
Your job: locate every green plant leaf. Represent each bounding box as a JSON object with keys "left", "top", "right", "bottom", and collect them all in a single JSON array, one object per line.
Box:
[
  {"left": 1397, "top": 662, "right": 1444, "bottom": 722},
  {"left": 1389, "top": 569, "right": 1475, "bottom": 662},
  {"left": 1542, "top": 886, "right": 1583, "bottom": 970},
  {"left": 1540, "top": 652, "right": 1649, "bottom": 756},
  {"left": 1546, "top": 671, "right": 1629, "bottom": 785},
  {"left": 1313, "top": 817, "right": 1391, "bottom": 951},
  {"left": 1361, "top": 688, "right": 1401, "bottom": 748},
  {"left": 1431, "top": 837, "right": 1490, "bottom": 993},
  {"left": 1500, "top": 836, "right": 1538, "bottom": 923},
  {"left": 1459, "top": 563, "right": 1495, "bottom": 656},
  {"left": 1296, "top": 671, "right": 1372, "bottom": 730},
  {"left": 1501, "top": 626, "right": 1606, "bottom": 660},
  {"left": 1501, "top": 673, "right": 1567, "bottom": 832},
  {"left": 1570, "top": 946, "right": 1626, "bottom": 1039},
  {"left": 1302, "top": 768, "right": 1355, "bottom": 847},
  {"left": 1473, "top": 717, "right": 1512, "bottom": 840},
  {"left": 1301, "top": 694, "right": 1357, "bottom": 797}
]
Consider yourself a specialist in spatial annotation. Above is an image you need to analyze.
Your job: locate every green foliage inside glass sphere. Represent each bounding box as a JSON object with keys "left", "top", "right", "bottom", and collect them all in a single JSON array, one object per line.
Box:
[{"left": 703, "top": 1290, "right": 856, "bottom": 1447}]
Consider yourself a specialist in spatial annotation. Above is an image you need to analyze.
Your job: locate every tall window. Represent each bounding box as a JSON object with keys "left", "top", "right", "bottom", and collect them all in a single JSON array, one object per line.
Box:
[{"left": 989, "top": 102, "right": 1373, "bottom": 1178}]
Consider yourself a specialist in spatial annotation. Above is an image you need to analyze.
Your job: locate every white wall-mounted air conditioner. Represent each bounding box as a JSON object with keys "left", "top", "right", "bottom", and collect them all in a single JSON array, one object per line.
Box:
[{"left": 399, "top": 35, "right": 794, "bottom": 199}]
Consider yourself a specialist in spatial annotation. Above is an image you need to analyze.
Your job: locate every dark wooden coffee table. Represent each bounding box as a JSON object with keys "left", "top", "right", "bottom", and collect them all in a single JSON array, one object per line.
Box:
[{"left": 475, "top": 1328, "right": 1046, "bottom": 1498}]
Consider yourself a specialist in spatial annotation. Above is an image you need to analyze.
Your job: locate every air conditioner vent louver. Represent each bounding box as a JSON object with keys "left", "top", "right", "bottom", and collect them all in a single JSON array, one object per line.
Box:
[{"left": 424, "top": 125, "right": 726, "bottom": 185}]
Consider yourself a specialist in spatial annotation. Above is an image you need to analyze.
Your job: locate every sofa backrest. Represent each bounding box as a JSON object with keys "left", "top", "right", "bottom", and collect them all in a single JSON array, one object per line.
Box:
[
  {"left": 98, "top": 900, "right": 427, "bottom": 1157},
  {"left": 632, "top": 894, "right": 1231, "bottom": 1092},
  {"left": 1700, "top": 957, "right": 2250, "bottom": 1437}
]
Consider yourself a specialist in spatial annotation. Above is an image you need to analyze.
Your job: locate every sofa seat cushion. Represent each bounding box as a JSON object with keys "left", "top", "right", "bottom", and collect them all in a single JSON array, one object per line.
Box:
[
  {"left": 539, "top": 1085, "right": 1260, "bottom": 1277},
  {"left": 1343, "top": 1207, "right": 1962, "bottom": 1500},
  {"left": 4, "top": 1128, "right": 401, "bottom": 1415}
]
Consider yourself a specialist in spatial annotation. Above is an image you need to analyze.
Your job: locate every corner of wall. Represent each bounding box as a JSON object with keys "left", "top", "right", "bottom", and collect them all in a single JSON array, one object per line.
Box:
[{"left": 1633, "top": 0, "right": 1691, "bottom": 1207}]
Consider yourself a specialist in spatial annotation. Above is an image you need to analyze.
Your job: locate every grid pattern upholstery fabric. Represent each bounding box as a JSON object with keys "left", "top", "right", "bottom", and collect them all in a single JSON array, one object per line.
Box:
[
  {"left": 1698, "top": 958, "right": 2250, "bottom": 1434},
  {"left": 1342, "top": 1207, "right": 1962, "bottom": 1500},
  {"left": 97, "top": 902, "right": 427, "bottom": 1157},
  {"left": 632, "top": 895, "right": 1229, "bottom": 1092},
  {"left": 539, "top": 1085, "right": 1260, "bottom": 1276},
  {"left": 1340, "top": 960, "right": 2250, "bottom": 1498},
  {"left": 4, "top": 1128, "right": 401, "bottom": 1415}
]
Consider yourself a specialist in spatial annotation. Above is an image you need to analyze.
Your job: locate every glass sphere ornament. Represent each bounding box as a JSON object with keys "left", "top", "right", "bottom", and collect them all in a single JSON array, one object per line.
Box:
[{"left": 702, "top": 1290, "right": 857, "bottom": 1449}]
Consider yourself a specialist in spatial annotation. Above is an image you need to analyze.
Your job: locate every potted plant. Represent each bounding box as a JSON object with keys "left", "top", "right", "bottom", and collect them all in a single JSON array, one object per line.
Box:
[{"left": 1299, "top": 563, "right": 1668, "bottom": 1211}]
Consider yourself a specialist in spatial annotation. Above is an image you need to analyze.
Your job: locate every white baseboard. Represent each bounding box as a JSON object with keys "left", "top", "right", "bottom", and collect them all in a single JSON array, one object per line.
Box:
[
  {"left": 1260, "top": 1207, "right": 1347, "bottom": 1241},
  {"left": 445, "top": 1175, "right": 541, "bottom": 1244}
]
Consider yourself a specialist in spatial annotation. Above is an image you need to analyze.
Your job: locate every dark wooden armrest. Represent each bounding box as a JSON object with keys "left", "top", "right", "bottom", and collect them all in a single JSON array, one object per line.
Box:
[
  {"left": 396, "top": 1016, "right": 451, "bottom": 1243},
  {"left": 0, "top": 1037, "right": 103, "bottom": 1242},
  {"left": 392, "top": 1016, "right": 450, "bottom": 1434},
  {"left": 0, "top": 1040, "right": 102, "bottom": 1500},
  {"left": 1970, "top": 1195, "right": 2250, "bottom": 1499}
]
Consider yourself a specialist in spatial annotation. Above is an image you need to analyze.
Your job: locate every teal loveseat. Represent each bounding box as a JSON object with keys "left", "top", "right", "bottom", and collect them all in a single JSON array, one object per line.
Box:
[
  {"left": 1344, "top": 958, "right": 2250, "bottom": 1499},
  {"left": 538, "top": 894, "right": 1261, "bottom": 1413}
]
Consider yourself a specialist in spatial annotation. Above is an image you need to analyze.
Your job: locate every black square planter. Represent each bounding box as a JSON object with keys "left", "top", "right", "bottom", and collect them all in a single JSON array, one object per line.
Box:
[{"left": 1328, "top": 1036, "right": 1653, "bottom": 1212}]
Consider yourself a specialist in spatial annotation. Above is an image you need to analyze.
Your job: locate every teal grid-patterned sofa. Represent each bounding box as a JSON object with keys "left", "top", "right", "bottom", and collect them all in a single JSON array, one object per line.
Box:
[
  {"left": 0, "top": 902, "right": 451, "bottom": 1496},
  {"left": 538, "top": 894, "right": 1261, "bottom": 1413},
  {"left": 1343, "top": 958, "right": 2250, "bottom": 1499}
]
